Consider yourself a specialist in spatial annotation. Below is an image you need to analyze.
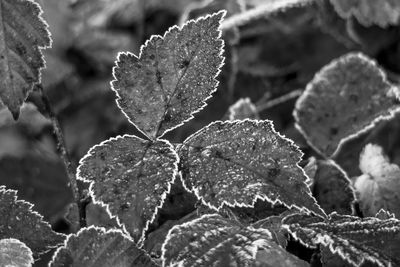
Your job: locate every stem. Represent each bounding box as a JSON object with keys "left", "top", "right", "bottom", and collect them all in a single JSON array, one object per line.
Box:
[
  {"left": 220, "top": 0, "right": 314, "bottom": 31},
  {"left": 256, "top": 89, "right": 302, "bottom": 112},
  {"left": 37, "top": 85, "right": 87, "bottom": 227}
]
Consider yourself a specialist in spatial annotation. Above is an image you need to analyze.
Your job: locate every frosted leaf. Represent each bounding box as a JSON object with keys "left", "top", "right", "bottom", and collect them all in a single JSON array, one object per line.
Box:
[
  {"left": 284, "top": 212, "right": 400, "bottom": 267},
  {"left": 228, "top": 98, "right": 259, "bottom": 120},
  {"left": 50, "top": 227, "right": 157, "bottom": 267},
  {"left": 162, "top": 214, "right": 308, "bottom": 267},
  {"left": 111, "top": 11, "right": 225, "bottom": 139},
  {"left": 355, "top": 144, "right": 400, "bottom": 217},
  {"left": 179, "top": 119, "right": 326, "bottom": 217},
  {"left": 0, "top": 238, "right": 33, "bottom": 267},
  {"left": 294, "top": 53, "right": 400, "bottom": 157},
  {"left": 181, "top": 0, "right": 245, "bottom": 22},
  {"left": 330, "top": 0, "right": 400, "bottom": 28},
  {"left": 308, "top": 159, "right": 355, "bottom": 215},
  {"left": 0, "top": 186, "right": 64, "bottom": 256},
  {"left": 77, "top": 135, "right": 178, "bottom": 241},
  {"left": 376, "top": 209, "right": 395, "bottom": 220},
  {"left": 0, "top": 0, "right": 51, "bottom": 119}
]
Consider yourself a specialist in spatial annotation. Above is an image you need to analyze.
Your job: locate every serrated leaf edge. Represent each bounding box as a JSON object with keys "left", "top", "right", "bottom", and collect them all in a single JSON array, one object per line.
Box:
[
  {"left": 293, "top": 52, "right": 400, "bottom": 158},
  {"left": 49, "top": 225, "right": 156, "bottom": 266},
  {"left": 0, "top": 186, "right": 65, "bottom": 254},
  {"left": 0, "top": 238, "right": 34, "bottom": 267},
  {"left": 160, "top": 213, "right": 273, "bottom": 267},
  {"left": 76, "top": 134, "right": 179, "bottom": 244},
  {"left": 1, "top": 0, "right": 53, "bottom": 117},
  {"left": 179, "top": 118, "right": 327, "bottom": 218},
  {"left": 110, "top": 10, "right": 226, "bottom": 140}
]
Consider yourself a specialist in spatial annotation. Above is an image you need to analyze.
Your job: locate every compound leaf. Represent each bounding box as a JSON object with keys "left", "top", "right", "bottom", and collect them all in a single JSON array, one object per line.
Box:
[
  {"left": 355, "top": 144, "right": 400, "bottom": 217},
  {"left": 0, "top": 186, "right": 64, "bottom": 256},
  {"left": 111, "top": 11, "right": 225, "bottom": 139},
  {"left": 0, "top": 0, "right": 51, "bottom": 119},
  {"left": 294, "top": 53, "right": 400, "bottom": 157},
  {"left": 162, "top": 214, "right": 308, "bottom": 267},
  {"left": 306, "top": 159, "right": 355, "bottom": 215},
  {"left": 330, "top": 0, "right": 400, "bottom": 28},
  {"left": 0, "top": 238, "right": 33, "bottom": 267},
  {"left": 179, "top": 119, "right": 326, "bottom": 218},
  {"left": 77, "top": 135, "right": 178, "bottom": 241},
  {"left": 284, "top": 212, "right": 400, "bottom": 267},
  {"left": 50, "top": 227, "right": 157, "bottom": 267}
]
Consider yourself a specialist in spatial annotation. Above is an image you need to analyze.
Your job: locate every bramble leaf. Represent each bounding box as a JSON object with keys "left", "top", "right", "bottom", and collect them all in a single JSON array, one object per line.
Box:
[
  {"left": 77, "top": 135, "right": 178, "bottom": 241},
  {"left": 355, "top": 144, "right": 400, "bottom": 217},
  {"left": 0, "top": 186, "right": 64, "bottom": 256},
  {"left": 330, "top": 0, "right": 400, "bottom": 28},
  {"left": 111, "top": 11, "right": 225, "bottom": 139},
  {"left": 0, "top": 238, "right": 33, "bottom": 267},
  {"left": 228, "top": 97, "right": 259, "bottom": 120},
  {"left": 0, "top": 0, "right": 51, "bottom": 119},
  {"left": 284, "top": 212, "right": 400, "bottom": 267},
  {"left": 179, "top": 119, "right": 326, "bottom": 217},
  {"left": 162, "top": 214, "right": 308, "bottom": 267},
  {"left": 50, "top": 227, "right": 157, "bottom": 267},
  {"left": 294, "top": 53, "right": 400, "bottom": 157},
  {"left": 305, "top": 159, "right": 355, "bottom": 215}
]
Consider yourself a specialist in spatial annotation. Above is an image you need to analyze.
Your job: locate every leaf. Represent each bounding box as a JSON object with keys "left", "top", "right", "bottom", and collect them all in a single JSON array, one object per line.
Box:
[
  {"left": 111, "top": 11, "right": 225, "bottom": 139},
  {"left": 0, "top": 186, "right": 64, "bottom": 256},
  {"left": 306, "top": 159, "right": 355, "bottom": 215},
  {"left": 228, "top": 97, "right": 259, "bottom": 120},
  {"left": 294, "top": 52, "right": 400, "bottom": 157},
  {"left": 50, "top": 226, "right": 157, "bottom": 267},
  {"left": 162, "top": 214, "right": 308, "bottom": 267},
  {"left": 283, "top": 212, "right": 400, "bottom": 267},
  {"left": 330, "top": 0, "right": 400, "bottom": 28},
  {"left": 179, "top": 119, "right": 326, "bottom": 217},
  {"left": 354, "top": 143, "right": 400, "bottom": 217},
  {"left": 0, "top": 0, "right": 51, "bottom": 119},
  {"left": 0, "top": 238, "right": 33, "bottom": 267},
  {"left": 181, "top": 0, "right": 245, "bottom": 22},
  {"left": 77, "top": 135, "right": 179, "bottom": 241}
]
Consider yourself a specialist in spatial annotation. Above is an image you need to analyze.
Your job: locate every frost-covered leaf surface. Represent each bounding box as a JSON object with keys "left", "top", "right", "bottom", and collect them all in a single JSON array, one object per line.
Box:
[
  {"left": 50, "top": 227, "right": 157, "bottom": 267},
  {"left": 162, "top": 214, "right": 308, "bottom": 267},
  {"left": 307, "top": 159, "right": 355, "bottom": 215},
  {"left": 284, "top": 212, "right": 400, "bottom": 267},
  {"left": 0, "top": 0, "right": 51, "bottom": 119},
  {"left": 330, "top": 0, "right": 400, "bottom": 28},
  {"left": 77, "top": 135, "right": 178, "bottom": 241},
  {"left": 228, "top": 98, "right": 259, "bottom": 120},
  {"left": 0, "top": 238, "right": 33, "bottom": 267},
  {"left": 355, "top": 144, "right": 400, "bottom": 217},
  {"left": 294, "top": 53, "right": 400, "bottom": 157},
  {"left": 179, "top": 119, "right": 326, "bottom": 217},
  {"left": 0, "top": 186, "right": 64, "bottom": 255},
  {"left": 111, "top": 11, "right": 225, "bottom": 139}
]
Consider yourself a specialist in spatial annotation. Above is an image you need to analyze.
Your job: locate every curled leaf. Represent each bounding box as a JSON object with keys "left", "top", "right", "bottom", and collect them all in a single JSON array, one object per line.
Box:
[
  {"left": 294, "top": 53, "right": 400, "bottom": 157},
  {"left": 50, "top": 227, "right": 157, "bottom": 267},
  {"left": 0, "top": 0, "right": 52, "bottom": 119},
  {"left": 179, "top": 119, "right": 326, "bottom": 217},
  {"left": 307, "top": 159, "right": 355, "bottom": 215},
  {"left": 284, "top": 212, "right": 400, "bottom": 267},
  {"left": 162, "top": 214, "right": 308, "bottom": 267},
  {"left": 355, "top": 143, "right": 400, "bottom": 217},
  {"left": 0, "top": 186, "right": 64, "bottom": 256},
  {"left": 0, "top": 238, "right": 33, "bottom": 267},
  {"left": 330, "top": 0, "right": 400, "bottom": 28},
  {"left": 77, "top": 135, "right": 178, "bottom": 241},
  {"left": 111, "top": 11, "right": 225, "bottom": 139}
]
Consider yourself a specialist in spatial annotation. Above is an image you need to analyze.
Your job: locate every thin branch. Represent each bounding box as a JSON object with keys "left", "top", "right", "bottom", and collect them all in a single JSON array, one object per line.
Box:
[
  {"left": 256, "top": 89, "right": 302, "bottom": 113},
  {"left": 37, "top": 85, "right": 87, "bottom": 228},
  {"left": 220, "top": 0, "right": 314, "bottom": 31}
]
